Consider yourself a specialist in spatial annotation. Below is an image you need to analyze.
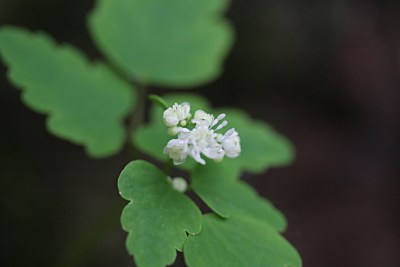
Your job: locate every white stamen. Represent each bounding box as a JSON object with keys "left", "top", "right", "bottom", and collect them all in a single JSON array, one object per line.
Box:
[
  {"left": 215, "top": 120, "right": 228, "bottom": 131},
  {"left": 216, "top": 113, "right": 226, "bottom": 121}
]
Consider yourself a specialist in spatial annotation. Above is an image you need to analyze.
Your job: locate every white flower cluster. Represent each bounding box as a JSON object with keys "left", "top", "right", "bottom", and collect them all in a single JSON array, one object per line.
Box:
[{"left": 163, "top": 102, "right": 241, "bottom": 165}]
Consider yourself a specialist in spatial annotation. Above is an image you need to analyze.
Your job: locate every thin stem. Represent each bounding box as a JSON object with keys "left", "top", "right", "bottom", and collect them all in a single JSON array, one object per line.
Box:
[
  {"left": 128, "top": 81, "right": 147, "bottom": 159},
  {"left": 149, "top": 94, "right": 169, "bottom": 109},
  {"left": 129, "top": 82, "right": 147, "bottom": 136}
]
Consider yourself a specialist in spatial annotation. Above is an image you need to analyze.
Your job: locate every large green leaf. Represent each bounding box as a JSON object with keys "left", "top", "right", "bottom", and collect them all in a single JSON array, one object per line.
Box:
[
  {"left": 0, "top": 26, "right": 134, "bottom": 157},
  {"left": 191, "top": 162, "right": 287, "bottom": 232},
  {"left": 118, "top": 160, "right": 202, "bottom": 267},
  {"left": 184, "top": 214, "right": 302, "bottom": 267},
  {"left": 89, "top": 0, "right": 234, "bottom": 87}
]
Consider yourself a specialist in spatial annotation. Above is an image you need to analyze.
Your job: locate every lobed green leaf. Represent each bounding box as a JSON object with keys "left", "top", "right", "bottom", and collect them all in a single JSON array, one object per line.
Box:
[
  {"left": 118, "top": 160, "right": 202, "bottom": 267},
  {"left": 184, "top": 214, "right": 302, "bottom": 267},
  {"left": 88, "top": 0, "right": 234, "bottom": 87},
  {"left": 0, "top": 26, "right": 135, "bottom": 157},
  {"left": 191, "top": 162, "right": 287, "bottom": 232},
  {"left": 217, "top": 107, "right": 295, "bottom": 174}
]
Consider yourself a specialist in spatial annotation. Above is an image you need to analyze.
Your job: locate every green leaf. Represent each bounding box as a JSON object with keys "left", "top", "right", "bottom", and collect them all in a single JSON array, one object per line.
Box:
[
  {"left": 118, "top": 160, "right": 202, "bottom": 267},
  {"left": 89, "top": 0, "right": 234, "bottom": 87},
  {"left": 218, "top": 108, "right": 295, "bottom": 173},
  {"left": 0, "top": 26, "right": 134, "bottom": 157},
  {"left": 191, "top": 162, "right": 287, "bottom": 232},
  {"left": 184, "top": 214, "right": 302, "bottom": 267}
]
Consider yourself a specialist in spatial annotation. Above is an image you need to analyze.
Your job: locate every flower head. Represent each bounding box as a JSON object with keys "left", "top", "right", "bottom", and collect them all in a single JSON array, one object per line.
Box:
[
  {"left": 163, "top": 102, "right": 191, "bottom": 127},
  {"left": 163, "top": 138, "right": 189, "bottom": 165},
  {"left": 162, "top": 103, "right": 241, "bottom": 165},
  {"left": 221, "top": 128, "right": 241, "bottom": 158},
  {"left": 192, "top": 110, "right": 214, "bottom": 127},
  {"left": 187, "top": 125, "right": 224, "bottom": 164}
]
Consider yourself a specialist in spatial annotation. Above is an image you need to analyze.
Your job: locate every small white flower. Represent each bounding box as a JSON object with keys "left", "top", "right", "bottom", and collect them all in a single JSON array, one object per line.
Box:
[
  {"left": 222, "top": 128, "right": 241, "bottom": 158},
  {"left": 188, "top": 126, "right": 224, "bottom": 165},
  {"left": 192, "top": 110, "right": 214, "bottom": 127},
  {"left": 163, "top": 139, "right": 189, "bottom": 165},
  {"left": 163, "top": 102, "right": 191, "bottom": 127}
]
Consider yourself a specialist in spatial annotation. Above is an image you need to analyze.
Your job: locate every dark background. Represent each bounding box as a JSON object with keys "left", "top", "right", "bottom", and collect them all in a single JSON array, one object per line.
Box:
[{"left": 1, "top": 0, "right": 399, "bottom": 266}]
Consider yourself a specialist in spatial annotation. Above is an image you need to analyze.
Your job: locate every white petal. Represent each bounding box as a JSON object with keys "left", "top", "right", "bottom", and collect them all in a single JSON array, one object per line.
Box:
[
  {"left": 190, "top": 149, "right": 206, "bottom": 165},
  {"left": 164, "top": 139, "right": 189, "bottom": 165},
  {"left": 202, "top": 147, "right": 225, "bottom": 160},
  {"left": 223, "top": 134, "right": 241, "bottom": 158},
  {"left": 193, "top": 110, "right": 214, "bottom": 127},
  {"left": 178, "top": 102, "right": 191, "bottom": 120},
  {"left": 224, "top": 128, "right": 237, "bottom": 138},
  {"left": 163, "top": 108, "right": 179, "bottom": 126}
]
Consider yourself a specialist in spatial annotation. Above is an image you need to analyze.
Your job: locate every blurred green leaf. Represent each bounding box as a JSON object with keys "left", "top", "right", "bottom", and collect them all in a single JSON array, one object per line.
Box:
[
  {"left": 184, "top": 214, "right": 302, "bottom": 267},
  {"left": 89, "top": 0, "right": 234, "bottom": 87},
  {"left": 118, "top": 160, "right": 202, "bottom": 267},
  {"left": 217, "top": 108, "right": 295, "bottom": 174},
  {"left": 191, "top": 162, "right": 287, "bottom": 232},
  {"left": 0, "top": 26, "right": 134, "bottom": 157}
]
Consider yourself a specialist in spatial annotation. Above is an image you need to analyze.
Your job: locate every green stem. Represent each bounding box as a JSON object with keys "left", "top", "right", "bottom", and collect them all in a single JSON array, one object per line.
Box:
[
  {"left": 128, "top": 82, "right": 147, "bottom": 159},
  {"left": 129, "top": 82, "right": 147, "bottom": 137},
  {"left": 149, "top": 94, "right": 169, "bottom": 109}
]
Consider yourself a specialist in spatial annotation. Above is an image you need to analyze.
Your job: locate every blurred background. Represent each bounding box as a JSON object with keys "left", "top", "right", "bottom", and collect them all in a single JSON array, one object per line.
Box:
[{"left": 1, "top": 0, "right": 399, "bottom": 266}]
